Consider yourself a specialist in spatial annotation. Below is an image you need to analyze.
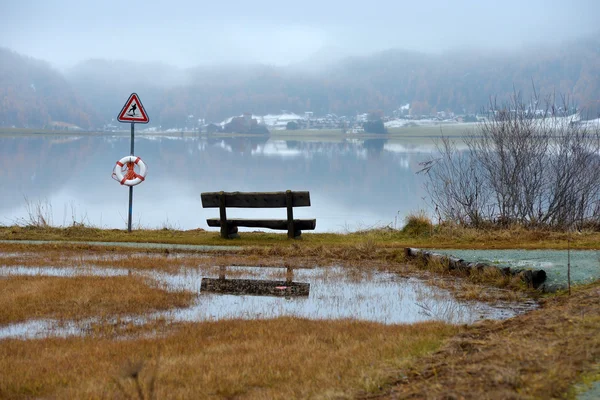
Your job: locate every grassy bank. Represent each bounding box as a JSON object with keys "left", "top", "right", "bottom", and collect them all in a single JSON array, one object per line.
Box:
[
  {"left": 383, "top": 280, "right": 600, "bottom": 399},
  {"left": 1, "top": 224, "right": 599, "bottom": 250}
]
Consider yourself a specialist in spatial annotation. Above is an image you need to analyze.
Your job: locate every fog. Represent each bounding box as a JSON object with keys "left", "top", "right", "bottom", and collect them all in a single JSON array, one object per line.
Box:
[{"left": 1, "top": 0, "right": 599, "bottom": 68}]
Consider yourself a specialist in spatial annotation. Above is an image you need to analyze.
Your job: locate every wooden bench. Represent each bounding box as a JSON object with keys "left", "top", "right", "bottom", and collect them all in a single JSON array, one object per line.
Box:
[{"left": 200, "top": 190, "right": 316, "bottom": 239}]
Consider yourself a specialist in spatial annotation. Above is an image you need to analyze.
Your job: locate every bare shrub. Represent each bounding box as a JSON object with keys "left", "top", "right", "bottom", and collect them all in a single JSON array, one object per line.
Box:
[
  {"left": 15, "top": 196, "right": 53, "bottom": 227},
  {"left": 422, "top": 91, "right": 600, "bottom": 229}
]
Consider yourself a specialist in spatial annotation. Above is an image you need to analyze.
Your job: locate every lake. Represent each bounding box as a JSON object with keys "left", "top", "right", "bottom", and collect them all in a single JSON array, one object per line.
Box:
[{"left": 0, "top": 133, "right": 442, "bottom": 232}]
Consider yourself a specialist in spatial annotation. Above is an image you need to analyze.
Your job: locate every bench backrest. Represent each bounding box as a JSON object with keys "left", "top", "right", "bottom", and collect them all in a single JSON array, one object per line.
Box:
[{"left": 201, "top": 191, "right": 311, "bottom": 208}]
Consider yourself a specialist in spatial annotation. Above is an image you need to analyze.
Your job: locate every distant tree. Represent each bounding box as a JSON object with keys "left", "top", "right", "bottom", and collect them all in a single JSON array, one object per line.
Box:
[
  {"left": 363, "top": 119, "right": 387, "bottom": 134},
  {"left": 223, "top": 116, "right": 247, "bottom": 133},
  {"left": 223, "top": 115, "right": 269, "bottom": 134},
  {"left": 367, "top": 110, "right": 384, "bottom": 121},
  {"left": 206, "top": 123, "right": 222, "bottom": 134},
  {"left": 463, "top": 114, "right": 478, "bottom": 123},
  {"left": 286, "top": 121, "right": 299, "bottom": 130},
  {"left": 248, "top": 122, "right": 270, "bottom": 134},
  {"left": 362, "top": 109, "right": 387, "bottom": 133}
]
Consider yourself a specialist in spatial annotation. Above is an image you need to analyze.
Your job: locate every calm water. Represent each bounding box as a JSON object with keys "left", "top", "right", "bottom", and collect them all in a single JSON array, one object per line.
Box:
[
  {"left": 434, "top": 249, "right": 600, "bottom": 290},
  {"left": 0, "top": 264, "right": 532, "bottom": 339},
  {"left": 0, "top": 134, "right": 439, "bottom": 232}
]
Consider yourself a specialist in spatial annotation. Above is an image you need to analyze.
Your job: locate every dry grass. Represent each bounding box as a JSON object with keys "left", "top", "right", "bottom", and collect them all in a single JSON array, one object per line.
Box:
[
  {"left": 380, "top": 281, "right": 600, "bottom": 399},
  {"left": 0, "top": 275, "right": 194, "bottom": 325},
  {"left": 2, "top": 223, "right": 600, "bottom": 250},
  {"left": 0, "top": 319, "right": 459, "bottom": 399},
  {"left": 402, "top": 211, "right": 433, "bottom": 237}
]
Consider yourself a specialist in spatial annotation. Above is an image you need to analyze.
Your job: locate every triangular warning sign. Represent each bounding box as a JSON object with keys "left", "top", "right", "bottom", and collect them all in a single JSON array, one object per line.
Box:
[{"left": 117, "top": 93, "right": 149, "bottom": 123}]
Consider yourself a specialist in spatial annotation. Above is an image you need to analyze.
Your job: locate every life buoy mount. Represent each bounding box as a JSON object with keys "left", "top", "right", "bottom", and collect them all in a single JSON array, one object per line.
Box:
[{"left": 112, "top": 155, "right": 148, "bottom": 186}]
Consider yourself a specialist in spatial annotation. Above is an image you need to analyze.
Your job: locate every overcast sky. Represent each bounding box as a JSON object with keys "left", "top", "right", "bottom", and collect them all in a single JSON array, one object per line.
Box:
[{"left": 2, "top": 0, "right": 599, "bottom": 68}]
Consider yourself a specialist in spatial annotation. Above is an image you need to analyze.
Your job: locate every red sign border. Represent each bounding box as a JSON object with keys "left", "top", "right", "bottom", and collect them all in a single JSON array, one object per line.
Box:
[{"left": 117, "top": 93, "right": 149, "bottom": 123}]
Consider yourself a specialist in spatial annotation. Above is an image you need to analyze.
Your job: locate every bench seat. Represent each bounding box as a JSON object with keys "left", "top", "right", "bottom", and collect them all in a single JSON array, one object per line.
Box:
[{"left": 206, "top": 218, "right": 316, "bottom": 231}]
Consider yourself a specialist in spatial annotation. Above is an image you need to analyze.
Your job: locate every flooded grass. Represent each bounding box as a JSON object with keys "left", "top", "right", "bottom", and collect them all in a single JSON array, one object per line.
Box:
[
  {"left": 0, "top": 318, "right": 459, "bottom": 399},
  {"left": 0, "top": 232, "right": 598, "bottom": 398},
  {"left": 412, "top": 257, "right": 536, "bottom": 303},
  {"left": 0, "top": 262, "right": 529, "bottom": 339},
  {"left": 0, "top": 242, "right": 541, "bottom": 339},
  {"left": 0, "top": 274, "right": 194, "bottom": 326}
]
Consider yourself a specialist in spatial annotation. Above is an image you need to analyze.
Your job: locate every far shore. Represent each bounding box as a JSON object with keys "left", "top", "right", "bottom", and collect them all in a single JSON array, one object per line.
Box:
[{"left": 0, "top": 123, "right": 475, "bottom": 139}]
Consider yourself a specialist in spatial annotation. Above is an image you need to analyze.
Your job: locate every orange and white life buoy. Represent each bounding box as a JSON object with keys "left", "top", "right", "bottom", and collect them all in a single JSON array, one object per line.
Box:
[{"left": 112, "top": 156, "right": 147, "bottom": 186}]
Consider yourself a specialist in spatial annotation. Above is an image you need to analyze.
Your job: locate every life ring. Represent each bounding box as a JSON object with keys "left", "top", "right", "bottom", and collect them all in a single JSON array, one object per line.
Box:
[{"left": 113, "top": 156, "right": 147, "bottom": 186}]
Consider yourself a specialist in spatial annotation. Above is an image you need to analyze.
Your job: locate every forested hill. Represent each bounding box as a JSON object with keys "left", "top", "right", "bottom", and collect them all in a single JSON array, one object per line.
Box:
[
  {"left": 329, "top": 37, "right": 600, "bottom": 117},
  {"left": 2, "top": 34, "right": 599, "bottom": 129},
  {"left": 0, "top": 48, "right": 98, "bottom": 129}
]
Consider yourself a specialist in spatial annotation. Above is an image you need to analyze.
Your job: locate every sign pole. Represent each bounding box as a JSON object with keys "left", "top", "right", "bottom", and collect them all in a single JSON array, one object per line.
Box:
[
  {"left": 128, "top": 122, "right": 134, "bottom": 232},
  {"left": 116, "top": 93, "right": 148, "bottom": 233}
]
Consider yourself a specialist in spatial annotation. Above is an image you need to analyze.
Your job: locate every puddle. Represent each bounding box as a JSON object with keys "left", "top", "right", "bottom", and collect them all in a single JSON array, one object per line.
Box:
[
  {"left": 433, "top": 249, "right": 600, "bottom": 290},
  {"left": 577, "top": 380, "right": 600, "bottom": 400},
  {"left": 0, "top": 265, "right": 536, "bottom": 340},
  {"left": 576, "top": 381, "right": 600, "bottom": 400}
]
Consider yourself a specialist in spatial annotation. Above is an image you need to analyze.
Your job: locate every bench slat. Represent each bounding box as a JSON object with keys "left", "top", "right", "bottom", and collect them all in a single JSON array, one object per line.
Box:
[
  {"left": 206, "top": 218, "right": 316, "bottom": 230},
  {"left": 201, "top": 191, "right": 311, "bottom": 208}
]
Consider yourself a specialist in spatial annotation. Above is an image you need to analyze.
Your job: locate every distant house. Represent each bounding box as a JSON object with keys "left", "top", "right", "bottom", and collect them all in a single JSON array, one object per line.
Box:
[
  {"left": 356, "top": 113, "right": 368, "bottom": 123},
  {"left": 393, "top": 103, "right": 411, "bottom": 118}
]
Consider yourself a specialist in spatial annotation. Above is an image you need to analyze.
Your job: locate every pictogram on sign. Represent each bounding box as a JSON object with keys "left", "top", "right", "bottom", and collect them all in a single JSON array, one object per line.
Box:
[{"left": 117, "top": 93, "right": 149, "bottom": 123}]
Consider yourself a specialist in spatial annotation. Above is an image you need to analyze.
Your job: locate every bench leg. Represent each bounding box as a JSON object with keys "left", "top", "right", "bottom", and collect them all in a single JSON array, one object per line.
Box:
[
  {"left": 219, "top": 192, "right": 228, "bottom": 239},
  {"left": 286, "top": 190, "right": 295, "bottom": 239},
  {"left": 227, "top": 224, "right": 239, "bottom": 239}
]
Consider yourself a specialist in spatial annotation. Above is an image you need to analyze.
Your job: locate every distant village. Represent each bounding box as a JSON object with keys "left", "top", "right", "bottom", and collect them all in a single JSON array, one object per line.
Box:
[{"left": 129, "top": 104, "right": 483, "bottom": 135}]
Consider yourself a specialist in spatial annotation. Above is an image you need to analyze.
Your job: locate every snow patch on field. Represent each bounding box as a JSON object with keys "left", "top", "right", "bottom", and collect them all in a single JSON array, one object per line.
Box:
[{"left": 385, "top": 119, "right": 465, "bottom": 128}]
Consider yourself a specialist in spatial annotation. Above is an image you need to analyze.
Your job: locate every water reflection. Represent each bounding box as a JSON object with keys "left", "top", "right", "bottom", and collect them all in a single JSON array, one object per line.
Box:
[
  {"left": 201, "top": 266, "right": 310, "bottom": 297},
  {"left": 0, "top": 264, "right": 534, "bottom": 339},
  {"left": 0, "top": 134, "right": 438, "bottom": 231}
]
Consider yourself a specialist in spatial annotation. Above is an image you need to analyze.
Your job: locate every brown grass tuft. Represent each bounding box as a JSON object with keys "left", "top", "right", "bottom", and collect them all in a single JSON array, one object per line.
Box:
[
  {"left": 0, "top": 275, "right": 194, "bottom": 325},
  {"left": 402, "top": 211, "right": 433, "bottom": 237}
]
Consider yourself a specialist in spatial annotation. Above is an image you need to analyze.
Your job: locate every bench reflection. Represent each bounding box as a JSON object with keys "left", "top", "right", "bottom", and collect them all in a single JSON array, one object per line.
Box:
[{"left": 200, "top": 266, "right": 310, "bottom": 297}]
